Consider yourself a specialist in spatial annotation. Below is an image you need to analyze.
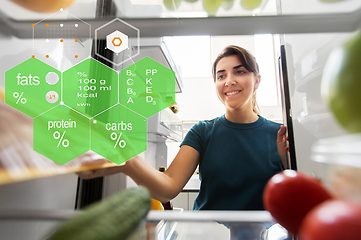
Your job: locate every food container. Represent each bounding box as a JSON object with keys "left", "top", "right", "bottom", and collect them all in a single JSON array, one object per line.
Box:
[{"left": 311, "top": 133, "right": 361, "bottom": 203}]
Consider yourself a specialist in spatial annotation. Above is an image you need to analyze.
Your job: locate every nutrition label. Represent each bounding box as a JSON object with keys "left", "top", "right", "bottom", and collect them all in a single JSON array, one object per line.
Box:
[
  {"left": 119, "top": 57, "right": 176, "bottom": 118},
  {"left": 4, "top": 12, "right": 175, "bottom": 165},
  {"left": 5, "top": 58, "right": 61, "bottom": 118},
  {"left": 63, "top": 58, "right": 119, "bottom": 117}
]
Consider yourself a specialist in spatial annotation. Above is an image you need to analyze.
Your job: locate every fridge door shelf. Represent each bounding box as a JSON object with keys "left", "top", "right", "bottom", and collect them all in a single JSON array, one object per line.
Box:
[{"left": 312, "top": 133, "right": 361, "bottom": 169}]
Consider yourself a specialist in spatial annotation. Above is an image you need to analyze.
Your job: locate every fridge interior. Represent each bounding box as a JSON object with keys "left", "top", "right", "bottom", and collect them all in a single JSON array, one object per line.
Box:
[{"left": 1, "top": 0, "right": 361, "bottom": 239}]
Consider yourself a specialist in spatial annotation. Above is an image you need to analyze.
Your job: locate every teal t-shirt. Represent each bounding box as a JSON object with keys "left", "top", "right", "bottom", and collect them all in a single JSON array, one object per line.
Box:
[{"left": 181, "top": 115, "right": 283, "bottom": 211}]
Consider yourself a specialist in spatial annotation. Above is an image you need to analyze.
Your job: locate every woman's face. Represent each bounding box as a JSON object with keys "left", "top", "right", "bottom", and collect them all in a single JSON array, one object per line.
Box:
[{"left": 215, "top": 55, "right": 260, "bottom": 111}]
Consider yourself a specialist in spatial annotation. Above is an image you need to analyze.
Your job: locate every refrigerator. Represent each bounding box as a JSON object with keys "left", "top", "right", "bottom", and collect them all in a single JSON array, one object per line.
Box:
[{"left": 1, "top": 0, "right": 361, "bottom": 239}]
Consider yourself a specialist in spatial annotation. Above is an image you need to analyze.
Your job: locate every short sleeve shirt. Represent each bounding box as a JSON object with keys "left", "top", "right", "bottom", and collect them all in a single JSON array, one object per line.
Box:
[{"left": 181, "top": 115, "right": 283, "bottom": 210}]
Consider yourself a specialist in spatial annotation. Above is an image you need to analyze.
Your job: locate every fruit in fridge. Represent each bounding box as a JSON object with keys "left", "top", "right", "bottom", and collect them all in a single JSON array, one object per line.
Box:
[
  {"left": 263, "top": 170, "right": 332, "bottom": 235},
  {"left": 299, "top": 200, "right": 361, "bottom": 240},
  {"left": 321, "top": 31, "right": 361, "bottom": 133}
]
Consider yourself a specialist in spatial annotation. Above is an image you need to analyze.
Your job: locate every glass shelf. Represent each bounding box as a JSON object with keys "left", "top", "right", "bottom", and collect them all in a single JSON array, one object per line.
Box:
[
  {"left": 0, "top": 209, "right": 291, "bottom": 240},
  {"left": 2, "top": 0, "right": 361, "bottom": 20},
  {"left": 1, "top": 0, "right": 361, "bottom": 39}
]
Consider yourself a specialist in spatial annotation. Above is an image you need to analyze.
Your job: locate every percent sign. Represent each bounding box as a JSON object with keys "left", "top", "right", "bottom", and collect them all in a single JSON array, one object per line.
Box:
[
  {"left": 78, "top": 72, "right": 87, "bottom": 77},
  {"left": 53, "top": 131, "right": 69, "bottom": 148},
  {"left": 13, "top": 92, "right": 27, "bottom": 104},
  {"left": 110, "top": 132, "right": 126, "bottom": 148}
]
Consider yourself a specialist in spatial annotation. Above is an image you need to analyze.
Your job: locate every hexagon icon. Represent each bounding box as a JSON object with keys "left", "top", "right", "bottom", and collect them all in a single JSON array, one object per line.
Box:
[
  {"left": 5, "top": 58, "right": 61, "bottom": 118},
  {"left": 91, "top": 104, "right": 147, "bottom": 165},
  {"left": 119, "top": 57, "right": 176, "bottom": 118},
  {"left": 33, "top": 105, "right": 90, "bottom": 165},
  {"left": 113, "top": 37, "right": 122, "bottom": 46},
  {"left": 106, "top": 30, "right": 128, "bottom": 54},
  {"left": 95, "top": 18, "right": 140, "bottom": 66},
  {"left": 63, "top": 58, "right": 119, "bottom": 117}
]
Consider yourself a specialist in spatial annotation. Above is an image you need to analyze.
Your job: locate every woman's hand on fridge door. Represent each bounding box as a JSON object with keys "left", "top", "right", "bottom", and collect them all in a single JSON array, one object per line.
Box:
[{"left": 277, "top": 125, "right": 288, "bottom": 169}]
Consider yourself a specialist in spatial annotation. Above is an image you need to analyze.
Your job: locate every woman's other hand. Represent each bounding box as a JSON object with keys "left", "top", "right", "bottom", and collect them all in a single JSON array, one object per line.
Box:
[{"left": 277, "top": 125, "right": 288, "bottom": 169}]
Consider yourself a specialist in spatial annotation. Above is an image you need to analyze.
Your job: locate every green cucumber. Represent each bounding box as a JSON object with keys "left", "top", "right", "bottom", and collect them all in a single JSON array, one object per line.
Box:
[{"left": 49, "top": 187, "right": 151, "bottom": 240}]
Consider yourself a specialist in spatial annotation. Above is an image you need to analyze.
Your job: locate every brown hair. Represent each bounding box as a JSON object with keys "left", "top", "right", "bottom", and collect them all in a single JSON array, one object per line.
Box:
[{"left": 212, "top": 45, "right": 260, "bottom": 115}]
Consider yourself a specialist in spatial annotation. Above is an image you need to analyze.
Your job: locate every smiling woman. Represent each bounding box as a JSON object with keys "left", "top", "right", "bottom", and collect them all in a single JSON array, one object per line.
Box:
[
  {"left": 179, "top": 45, "right": 287, "bottom": 210},
  {"left": 213, "top": 46, "right": 261, "bottom": 119},
  {"left": 78, "top": 45, "right": 288, "bottom": 212}
]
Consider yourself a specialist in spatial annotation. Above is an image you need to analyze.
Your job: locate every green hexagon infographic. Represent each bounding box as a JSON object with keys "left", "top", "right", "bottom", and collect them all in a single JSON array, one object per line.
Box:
[
  {"left": 5, "top": 58, "right": 61, "bottom": 118},
  {"left": 63, "top": 58, "right": 118, "bottom": 117},
  {"left": 4, "top": 12, "right": 181, "bottom": 167},
  {"left": 33, "top": 105, "right": 90, "bottom": 165},
  {"left": 119, "top": 57, "right": 176, "bottom": 118},
  {"left": 91, "top": 104, "right": 147, "bottom": 165},
  {"left": 5, "top": 51, "right": 176, "bottom": 166}
]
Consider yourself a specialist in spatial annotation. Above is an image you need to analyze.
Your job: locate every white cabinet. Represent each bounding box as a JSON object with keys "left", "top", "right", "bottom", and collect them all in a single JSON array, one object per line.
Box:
[
  {"left": 188, "top": 192, "right": 198, "bottom": 210},
  {"left": 172, "top": 174, "right": 200, "bottom": 210},
  {"left": 172, "top": 191, "right": 198, "bottom": 211},
  {"left": 172, "top": 192, "right": 188, "bottom": 210}
]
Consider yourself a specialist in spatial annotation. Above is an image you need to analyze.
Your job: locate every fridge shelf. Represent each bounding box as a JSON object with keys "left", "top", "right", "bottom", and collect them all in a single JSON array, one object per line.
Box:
[
  {"left": 0, "top": 209, "right": 289, "bottom": 240},
  {"left": 1, "top": 4, "right": 361, "bottom": 38}
]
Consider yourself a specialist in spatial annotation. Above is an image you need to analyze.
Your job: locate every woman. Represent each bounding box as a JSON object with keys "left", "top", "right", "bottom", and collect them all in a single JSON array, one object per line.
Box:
[{"left": 79, "top": 45, "right": 287, "bottom": 211}]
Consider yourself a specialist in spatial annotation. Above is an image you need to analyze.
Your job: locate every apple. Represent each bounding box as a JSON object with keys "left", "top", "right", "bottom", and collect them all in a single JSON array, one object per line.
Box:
[
  {"left": 11, "top": 0, "right": 75, "bottom": 13},
  {"left": 321, "top": 31, "right": 361, "bottom": 133},
  {"left": 163, "top": 0, "right": 182, "bottom": 10},
  {"left": 319, "top": 0, "right": 347, "bottom": 2},
  {"left": 202, "top": 0, "right": 222, "bottom": 16},
  {"left": 241, "top": 0, "right": 263, "bottom": 10},
  {"left": 222, "top": 0, "right": 235, "bottom": 10}
]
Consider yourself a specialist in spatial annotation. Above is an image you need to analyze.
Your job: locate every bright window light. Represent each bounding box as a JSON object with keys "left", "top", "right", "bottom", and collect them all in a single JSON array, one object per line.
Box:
[
  {"left": 163, "top": 36, "right": 211, "bottom": 78},
  {"left": 254, "top": 34, "right": 279, "bottom": 106}
]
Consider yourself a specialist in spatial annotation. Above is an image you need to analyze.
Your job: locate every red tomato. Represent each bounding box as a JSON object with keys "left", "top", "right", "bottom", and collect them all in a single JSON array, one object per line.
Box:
[
  {"left": 263, "top": 170, "right": 332, "bottom": 235},
  {"left": 299, "top": 200, "right": 361, "bottom": 240}
]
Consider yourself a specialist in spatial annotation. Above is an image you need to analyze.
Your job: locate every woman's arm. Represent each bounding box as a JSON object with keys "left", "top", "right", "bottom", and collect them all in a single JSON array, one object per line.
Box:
[
  {"left": 123, "top": 145, "right": 199, "bottom": 202},
  {"left": 78, "top": 145, "right": 200, "bottom": 203}
]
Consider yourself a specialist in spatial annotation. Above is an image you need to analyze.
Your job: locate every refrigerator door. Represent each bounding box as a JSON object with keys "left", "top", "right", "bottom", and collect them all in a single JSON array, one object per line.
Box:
[
  {"left": 278, "top": 45, "right": 297, "bottom": 170},
  {"left": 279, "top": 16, "right": 358, "bottom": 179}
]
